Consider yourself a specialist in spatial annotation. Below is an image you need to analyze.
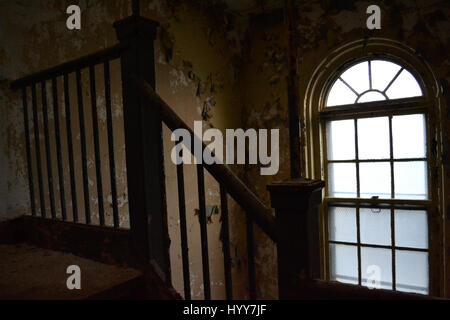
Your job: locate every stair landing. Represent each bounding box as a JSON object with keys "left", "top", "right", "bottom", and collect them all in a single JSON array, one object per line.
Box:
[{"left": 0, "top": 244, "right": 143, "bottom": 299}]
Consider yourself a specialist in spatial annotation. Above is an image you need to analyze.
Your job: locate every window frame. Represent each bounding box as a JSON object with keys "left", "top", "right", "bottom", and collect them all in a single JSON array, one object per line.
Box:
[{"left": 318, "top": 56, "right": 437, "bottom": 295}]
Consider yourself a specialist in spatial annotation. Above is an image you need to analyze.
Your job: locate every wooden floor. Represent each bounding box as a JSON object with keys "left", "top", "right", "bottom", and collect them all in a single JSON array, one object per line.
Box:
[{"left": 0, "top": 244, "right": 143, "bottom": 299}]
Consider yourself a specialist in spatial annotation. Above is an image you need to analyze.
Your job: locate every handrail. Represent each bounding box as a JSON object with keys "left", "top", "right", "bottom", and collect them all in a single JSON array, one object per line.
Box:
[
  {"left": 134, "top": 76, "right": 278, "bottom": 243},
  {"left": 10, "top": 43, "right": 128, "bottom": 90}
]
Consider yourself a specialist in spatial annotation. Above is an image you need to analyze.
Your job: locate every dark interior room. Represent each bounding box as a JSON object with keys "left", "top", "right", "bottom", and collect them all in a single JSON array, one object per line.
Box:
[{"left": 0, "top": 0, "right": 449, "bottom": 305}]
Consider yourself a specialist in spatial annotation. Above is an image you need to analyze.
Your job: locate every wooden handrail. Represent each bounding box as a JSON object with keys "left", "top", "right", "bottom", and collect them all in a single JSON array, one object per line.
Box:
[
  {"left": 10, "top": 43, "right": 128, "bottom": 90},
  {"left": 134, "top": 76, "right": 278, "bottom": 243}
]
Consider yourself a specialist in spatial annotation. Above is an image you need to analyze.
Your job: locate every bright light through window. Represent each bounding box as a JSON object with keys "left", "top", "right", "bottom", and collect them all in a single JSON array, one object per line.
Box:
[
  {"left": 326, "top": 60, "right": 423, "bottom": 107},
  {"left": 323, "top": 58, "right": 429, "bottom": 295}
]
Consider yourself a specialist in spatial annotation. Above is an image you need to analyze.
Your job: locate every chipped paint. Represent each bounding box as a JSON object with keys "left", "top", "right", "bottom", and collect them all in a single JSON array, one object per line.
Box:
[{"left": 1, "top": 0, "right": 449, "bottom": 300}]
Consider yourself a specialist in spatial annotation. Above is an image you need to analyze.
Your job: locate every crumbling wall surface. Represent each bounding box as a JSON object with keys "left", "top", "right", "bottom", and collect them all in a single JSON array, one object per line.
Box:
[
  {"left": 238, "top": 0, "right": 449, "bottom": 299},
  {"left": 149, "top": 1, "right": 251, "bottom": 300},
  {"left": 0, "top": 0, "right": 130, "bottom": 221},
  {"left": 2, "top": 0, "right": 449, "bottom": 301},
  {"left": 0, "top": 0, "right": 250, "bottom": 299}
]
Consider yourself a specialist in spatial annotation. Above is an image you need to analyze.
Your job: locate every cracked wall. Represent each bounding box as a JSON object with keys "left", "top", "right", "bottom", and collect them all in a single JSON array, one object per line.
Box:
[
  {"left": 0, "top": 0, "right": 251, "bottom": 299},
  {"left": 237, "top": 0, "right": 449, "bottom": 299},
  {"left": 1, "top": 0, "right": 449, "bottom": 300}
]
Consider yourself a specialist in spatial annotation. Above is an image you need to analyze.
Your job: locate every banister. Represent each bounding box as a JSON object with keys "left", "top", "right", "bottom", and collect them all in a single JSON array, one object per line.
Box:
[
  {"left": 10, "top": 43, "right": 128, "bottom": 90},
  {"left": 133, "top": 75, "right": 278, "bottom": 243}
]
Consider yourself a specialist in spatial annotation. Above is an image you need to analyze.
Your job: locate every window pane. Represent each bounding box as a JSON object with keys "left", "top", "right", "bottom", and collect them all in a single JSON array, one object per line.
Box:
[
  {"left": 394, "top": 161, "right": 428, "bottom": 199},
  {"left": 326, "top": 120, "right": 355, "bottom": 160},
  {"left": 395, "top": 209, "right": 428, "bottom": 249},
  {"left": 340, "top": 61, "right": 370, "bottom": 94},
  {"left": 392, "top": 114, "right": 426, "bottom": 159},
  {"left": 326, "top": 79, "right": 358, "bottom": 107},
  {"left": 329, "top": 244, "right": 358, "bottom": 284},
  {"left": 328, "top": 206, "right": 357, "bottom": 243},
  {"left": 371, "top": 60, "right": 402, "bottom": 92},
  {"left": 395, "top": 250, "right": 428, "bottom": 295},
  {"left": 328, "top": 163, "right": 357, "bottom": 198},
  {"left": 361, "top": 247, "right": 393, "bottom": 290},
  {"left": 360, "top": 208, "right": 391, "bottom": 246},
  {"left": 357, "top": 117, "right": 390, "bottom": 160},
  {"left": 359, "top": 162, "right": 391, "bottom": 198},
  {"left": 357, "top": 91, "right": 386, "bottom": 103},
  {"left": 386, "top": 69, "right": 423, "bottom": 99}
]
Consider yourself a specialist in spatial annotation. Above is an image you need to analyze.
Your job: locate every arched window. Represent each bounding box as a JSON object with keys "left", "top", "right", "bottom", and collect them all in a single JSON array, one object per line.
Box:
[
  {"left": 321, "top": 58, "right": 431, "bottom": 294},
  {"left": 326, "top": 60, "right": 423, "bottom": 106}
]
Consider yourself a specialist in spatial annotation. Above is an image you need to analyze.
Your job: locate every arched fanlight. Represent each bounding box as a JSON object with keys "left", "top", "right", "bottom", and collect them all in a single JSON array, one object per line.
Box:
[{"left": 326, "top": 60, "right": 423, "bottom": 107}]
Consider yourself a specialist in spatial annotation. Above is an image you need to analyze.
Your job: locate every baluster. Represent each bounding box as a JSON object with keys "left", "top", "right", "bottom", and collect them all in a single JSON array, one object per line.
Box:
[
  {"left": 76, "top": 69, "right": 91, "bottom": 224},
  {"left": 63, "top": 73, "right": 78, "bottom": 222},
  {"left": 220, "top": 184, "right": 233, "bottom": 300},
  {"left": 197, "top": 165, "right": 211, "bottom": 300},
  {"left": 31, "top": 84, "right": 46, "bottom": 218},
  {"left": 52, "top": 78, "right": 67, "bottom": 220},
  {"left": 104, "top": 61, "right": 119, "bottom": 228},
  {"left": 177, "top": 149, "right": 191, "bottom": 299},
  {"left": 21, "top": 87, "right": 36, "bottom": 217},
  {"left": 89, "top": 66, "right": 105, "bottom": 226},
  {"left": 246, "top": 214, "right": 257, "bottom": 299},
  {"left": 41, "top": 80, "right": 56, "bottom": 219}
]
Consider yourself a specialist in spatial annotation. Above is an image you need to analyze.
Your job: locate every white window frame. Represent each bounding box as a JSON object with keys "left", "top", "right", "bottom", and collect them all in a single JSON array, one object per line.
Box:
[{"left": 302, "top": 42, "right": 444, "bottom": 296}]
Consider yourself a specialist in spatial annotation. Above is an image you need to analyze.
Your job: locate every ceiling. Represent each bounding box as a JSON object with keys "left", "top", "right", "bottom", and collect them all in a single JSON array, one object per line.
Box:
[{"left": 224, "top": 0, "right": 284, "bottom": 15}]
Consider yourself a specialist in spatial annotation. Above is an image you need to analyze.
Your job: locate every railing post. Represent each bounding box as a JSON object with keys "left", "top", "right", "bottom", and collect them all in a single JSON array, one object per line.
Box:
[
  {"left": 114, "top": 15, "right": 171, "bottom": 282},
  {"left": 267, "top": 178, "right": 325, "bottom": 299}
]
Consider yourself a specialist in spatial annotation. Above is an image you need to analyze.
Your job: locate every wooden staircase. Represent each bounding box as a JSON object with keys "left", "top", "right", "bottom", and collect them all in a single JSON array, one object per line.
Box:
[
  {"left": 0, "top": 217, "right": 180, "bottom": 300},
  {"left": 6, "top": 0, "right": 437, "bottom": 300}
]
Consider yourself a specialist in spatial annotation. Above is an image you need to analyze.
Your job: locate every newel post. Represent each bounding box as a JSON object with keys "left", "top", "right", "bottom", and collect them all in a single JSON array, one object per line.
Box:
[
  {"left": 114, "top": 15, "right": 171, "bottom": 282},
  {"left": 267, "top": 178, "right": 325, "bottom": 299}
]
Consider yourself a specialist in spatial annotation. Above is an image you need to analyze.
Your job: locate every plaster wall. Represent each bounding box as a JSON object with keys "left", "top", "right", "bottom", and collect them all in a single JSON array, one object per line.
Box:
[{"left": 0, "top": 0, "right": 249, "bottom": 299}]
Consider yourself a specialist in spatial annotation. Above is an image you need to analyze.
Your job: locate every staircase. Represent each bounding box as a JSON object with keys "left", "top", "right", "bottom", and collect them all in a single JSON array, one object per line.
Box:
[
  {"left": 0, "top": 216, "right": 180, "bottom": 299},
  {"left": 0, "top": 243, "right": 144, "bottom": 300},
  {"left": 6, "top": 0, "right": 434, "bottom": 300}
]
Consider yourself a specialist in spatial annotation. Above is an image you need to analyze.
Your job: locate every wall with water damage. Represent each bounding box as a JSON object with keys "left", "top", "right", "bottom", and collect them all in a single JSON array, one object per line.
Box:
[
  {"left": 0, "top": 0, "right": 252, "bottom": 299},
  {"left": 1, "top": 0, "right": 449, "bottom": 300},
  {"left": 238, "top": 0, "right": 449, "bottom": 298}
]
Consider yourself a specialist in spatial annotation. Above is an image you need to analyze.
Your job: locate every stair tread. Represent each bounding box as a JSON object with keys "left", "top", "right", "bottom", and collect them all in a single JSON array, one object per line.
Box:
[{"left": 0, "top": 244, "right": 142, "bottom": 300}]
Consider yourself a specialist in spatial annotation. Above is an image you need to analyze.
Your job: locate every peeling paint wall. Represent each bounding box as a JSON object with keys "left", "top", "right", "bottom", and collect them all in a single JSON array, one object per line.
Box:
[
  {"left": 0, "top": 0, "right": 130, "bottom": 221},
  {"left": 0, "top": 0, "right": 250, "bottom": 299},
  {"left": 1, "top": 0, "right": 449, "bottom": 300},
  {"left": 238, "top": 0, "right": 449, "bottom": 298}
]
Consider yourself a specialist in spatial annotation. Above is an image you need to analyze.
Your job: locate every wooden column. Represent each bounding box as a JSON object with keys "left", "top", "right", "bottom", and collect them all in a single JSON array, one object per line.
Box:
[
  {"left": 267, "top": 178, "right": 325, "bottom": 299},
  {"left": 114, "top": 16, "right": 171, "bottom": 283}
]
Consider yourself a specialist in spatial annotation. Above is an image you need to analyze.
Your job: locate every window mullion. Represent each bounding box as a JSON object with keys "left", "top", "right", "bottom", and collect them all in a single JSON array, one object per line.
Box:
[
  {"left": 391, "top": 206, "right": 396, "bottom": 291},
  {"left": 383, "top": 68, "right": 404, "bottom": 94},
  {"left": 356, "top": 203, "right": 362, "bottom": 286},
  {"left": 354, "top": 118, "right": 362, "bottom": 285},
  {"left": 388, "top": 115, "right": 397, "bottom": 291},
  {"left": 389, "top": 115, "right": 395, "bottom": 198},
  {"left": 354, "top": 119, "right": 360, "bottom": 198}
]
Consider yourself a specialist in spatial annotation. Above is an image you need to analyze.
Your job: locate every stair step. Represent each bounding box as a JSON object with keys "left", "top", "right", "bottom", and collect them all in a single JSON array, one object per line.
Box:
[{"left": 0, "top": 244, "right": 143, "bottom": 300}]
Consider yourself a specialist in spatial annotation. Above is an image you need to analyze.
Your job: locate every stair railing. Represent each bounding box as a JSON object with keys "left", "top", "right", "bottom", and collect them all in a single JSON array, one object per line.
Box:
[
  {"left": 11, "top": 2, "right": 431, "bottom": 300},
  {"left": 11, "top": 44, "right": 129, "bottom": 228}
]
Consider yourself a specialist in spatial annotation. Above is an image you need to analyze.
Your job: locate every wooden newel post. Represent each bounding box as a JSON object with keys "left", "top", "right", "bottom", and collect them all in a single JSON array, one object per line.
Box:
[
  {"left": 268, "top": 178, "right": 325, "bottom": 299},
  {"left": 114, "top": 15, "right": 171, "bottom": 283}
]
